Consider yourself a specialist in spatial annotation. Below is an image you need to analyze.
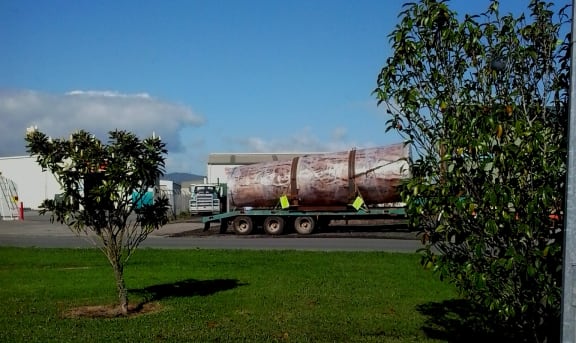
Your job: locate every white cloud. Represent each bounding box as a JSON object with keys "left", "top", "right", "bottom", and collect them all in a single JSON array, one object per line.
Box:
[
  {"left": 66, "top": 90, "right": 152, "bottom": 98},
  {"left": 0, "top": 89, "right": 400, "bottom": 175},
  {"left": 0, "top": 88, "right": 205, "bottom": 166},
  {"left": 228, "top": 126, "right": 375, "bottom": 154},
  {"left": 331, "top": 127, "right": 347, "bottom": 141}
]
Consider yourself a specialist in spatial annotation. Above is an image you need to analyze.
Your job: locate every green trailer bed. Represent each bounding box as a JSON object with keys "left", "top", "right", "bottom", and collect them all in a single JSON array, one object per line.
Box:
[{"left": 201, "top": 206, "right": 406, "bottom": 235}]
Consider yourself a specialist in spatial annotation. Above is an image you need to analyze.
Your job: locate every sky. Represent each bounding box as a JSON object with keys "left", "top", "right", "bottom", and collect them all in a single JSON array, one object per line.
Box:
[{"left": 0, "top": 0, "right": 570, "bottom": 175}]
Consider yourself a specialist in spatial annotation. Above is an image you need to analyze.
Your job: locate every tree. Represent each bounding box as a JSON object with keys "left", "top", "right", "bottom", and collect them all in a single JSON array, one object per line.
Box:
[
  {"left": 374, "top": 0, "right": 569, "bottom": 341},
  {"left": 25, "top": 128, "right": 170, "bottom": 315}
]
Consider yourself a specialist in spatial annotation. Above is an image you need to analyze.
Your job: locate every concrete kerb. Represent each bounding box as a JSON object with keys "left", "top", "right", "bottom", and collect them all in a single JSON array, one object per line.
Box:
[{"left": 0, "top": 211, "right": 203, "bottom": 237}]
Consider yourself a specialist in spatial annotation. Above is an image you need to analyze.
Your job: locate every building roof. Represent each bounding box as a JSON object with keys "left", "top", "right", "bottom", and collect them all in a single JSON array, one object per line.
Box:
[
  {"left": 208, "top": 152, "right": 311, "bottom": 165},
  {"left": 0, "top": 155, "right": 33, "bottom": 160}
]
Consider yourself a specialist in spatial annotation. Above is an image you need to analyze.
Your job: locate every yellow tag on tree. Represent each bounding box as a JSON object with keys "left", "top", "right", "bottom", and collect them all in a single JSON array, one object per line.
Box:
[
  {"left": 280, "top": 195, "right": 290, "bottom": 209},
  {"left": 352, "top": 196, "right": 364, "bottom": 210}
]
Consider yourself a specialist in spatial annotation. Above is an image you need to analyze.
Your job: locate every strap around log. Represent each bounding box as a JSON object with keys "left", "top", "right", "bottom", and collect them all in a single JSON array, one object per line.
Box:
[
  {"left": 348, "top": 149, "right": 357, "bottom": 202},
  {"left": 290, "top": 156, "right": 299, "bottom": 206}
]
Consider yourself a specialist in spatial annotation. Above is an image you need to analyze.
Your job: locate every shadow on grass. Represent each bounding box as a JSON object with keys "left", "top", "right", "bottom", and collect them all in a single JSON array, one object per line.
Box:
[
  {"left": 417, "top": 299, "right": 509, "bottom": 342},
  {"left": 418, "top": 299, "right": 561, "bottom": 343},
  {"left": 131, "top": 278, "right": 246, "bottom": 303},
  {"left": 61, "top": 279, "right": 246, "bottom": 319}
]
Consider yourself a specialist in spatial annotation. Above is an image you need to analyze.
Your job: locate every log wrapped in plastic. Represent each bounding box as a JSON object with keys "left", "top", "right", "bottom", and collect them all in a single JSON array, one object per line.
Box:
[{"left": 226, "top": 143, "right": 410, "bottom": 208}]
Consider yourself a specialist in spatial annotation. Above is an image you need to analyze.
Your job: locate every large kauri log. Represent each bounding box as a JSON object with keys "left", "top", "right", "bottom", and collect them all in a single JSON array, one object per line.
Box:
[{"left": 226, "top": 143, "right": 410, "bottom": 208}]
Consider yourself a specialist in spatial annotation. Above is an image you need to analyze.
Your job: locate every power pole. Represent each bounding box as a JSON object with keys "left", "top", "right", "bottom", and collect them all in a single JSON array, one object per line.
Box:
[{"left": 561, "top": 1, "right": 576, "bottom": 341}]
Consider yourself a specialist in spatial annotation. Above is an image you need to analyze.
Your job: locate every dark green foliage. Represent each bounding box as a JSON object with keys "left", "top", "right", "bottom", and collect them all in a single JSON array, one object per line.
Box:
[
  {"left": 25, "top": 128, "right": 170, "bottom": 314},
  {"left": 374, "top": 1, "right": 569, "bottom": 341}
]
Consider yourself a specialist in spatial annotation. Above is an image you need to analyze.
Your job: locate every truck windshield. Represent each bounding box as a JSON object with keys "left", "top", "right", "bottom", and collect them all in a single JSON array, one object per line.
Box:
[{"left": 195, "top": 186, "right": 215, "bottom": 194}]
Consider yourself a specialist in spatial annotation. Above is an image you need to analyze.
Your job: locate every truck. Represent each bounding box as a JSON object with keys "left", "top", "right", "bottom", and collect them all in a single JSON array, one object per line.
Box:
[
  {"left": 189, "top": 182, "right": 226, "bottom": 216},
  {"left": 201, "top": 143, "right": 410, "bottom": 235}
]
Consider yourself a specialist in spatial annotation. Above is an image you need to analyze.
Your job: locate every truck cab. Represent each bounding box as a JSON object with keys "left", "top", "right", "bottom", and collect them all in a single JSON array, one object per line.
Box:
[{"left": 189, "top": 184, "right": 225, "bottom": 216}]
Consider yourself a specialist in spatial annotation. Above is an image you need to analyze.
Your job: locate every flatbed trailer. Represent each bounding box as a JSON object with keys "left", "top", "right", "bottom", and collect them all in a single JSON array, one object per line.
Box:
[
  {"left": 201, "top": 206, "right": 406, "bottom": 235},
  {"left": 201, "top": 144, "right": 409, "bottom": 235}
]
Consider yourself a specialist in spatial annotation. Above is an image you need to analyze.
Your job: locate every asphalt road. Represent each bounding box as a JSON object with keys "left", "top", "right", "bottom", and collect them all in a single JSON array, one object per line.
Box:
[{"left": 0, "top": 211, "right": 423, "bottom": 253}]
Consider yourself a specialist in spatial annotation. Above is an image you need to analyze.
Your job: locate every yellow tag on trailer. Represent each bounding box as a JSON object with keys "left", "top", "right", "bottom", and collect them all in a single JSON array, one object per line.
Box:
[
  {"left": 280, "top": 195, "right": 290, "bottom": 209},
  {"left": 352, "top": 196, "right": 364, "bottom": 210}
]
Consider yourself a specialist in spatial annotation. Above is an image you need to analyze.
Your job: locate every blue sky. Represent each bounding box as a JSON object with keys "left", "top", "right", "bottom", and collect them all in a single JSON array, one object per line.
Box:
[{"left": 0, "top": 0, "right": 568, "bottom": 174}]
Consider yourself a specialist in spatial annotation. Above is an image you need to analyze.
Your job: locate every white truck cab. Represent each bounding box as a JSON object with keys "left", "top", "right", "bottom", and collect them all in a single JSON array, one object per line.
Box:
[{"left": 189, "top": 184, "right": 224, "bottom": 216}]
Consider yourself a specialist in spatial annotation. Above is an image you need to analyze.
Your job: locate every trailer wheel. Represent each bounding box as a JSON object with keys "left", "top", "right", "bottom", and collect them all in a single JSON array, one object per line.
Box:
[
  {"left": 233, "top": 216, "right": 253, "bottom": 235},
  {"left": 263, "top": 216, "right": 285, "bottom": 235},
  {"left": 294, "top": 216, "right": 315, "bottom": 235}
]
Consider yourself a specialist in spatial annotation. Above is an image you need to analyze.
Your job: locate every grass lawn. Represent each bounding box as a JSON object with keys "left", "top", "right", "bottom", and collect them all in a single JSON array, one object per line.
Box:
[{"left": 0, "top": 247, "right": 459, "bottom": 342}]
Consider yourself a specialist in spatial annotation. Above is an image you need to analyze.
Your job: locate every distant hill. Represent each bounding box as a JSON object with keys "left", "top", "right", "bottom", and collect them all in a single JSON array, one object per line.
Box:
[{"left": 163, "top": 172, "right": 205, "bottom": 184}]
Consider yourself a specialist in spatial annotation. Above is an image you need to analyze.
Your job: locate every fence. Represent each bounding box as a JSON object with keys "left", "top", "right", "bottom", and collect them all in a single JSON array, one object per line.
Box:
[{"left": 159, "top": 188, "right": 190, "bottom": 219}]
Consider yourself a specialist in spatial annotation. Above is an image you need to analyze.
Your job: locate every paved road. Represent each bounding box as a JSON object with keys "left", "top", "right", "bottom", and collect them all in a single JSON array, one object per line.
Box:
[{"left": 0, "top": 212, "right": 423, "bottom": 253}]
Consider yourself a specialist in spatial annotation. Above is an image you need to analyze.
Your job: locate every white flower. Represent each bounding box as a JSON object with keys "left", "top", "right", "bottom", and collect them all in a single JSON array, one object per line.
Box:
[
  {"left": 126, "top": 160, "right": 135, "bottom": 175},
  {"left": 26, "top": 125, "right": 38, "bottom": 135},
  {"left": 57, "top": 157, "right": 76, "bottom": 172}
]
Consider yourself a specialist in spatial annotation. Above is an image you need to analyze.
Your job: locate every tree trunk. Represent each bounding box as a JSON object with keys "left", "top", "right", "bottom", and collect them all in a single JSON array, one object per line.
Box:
[{"left": 112, "top": 261, "right": 129, "bottom": 315}]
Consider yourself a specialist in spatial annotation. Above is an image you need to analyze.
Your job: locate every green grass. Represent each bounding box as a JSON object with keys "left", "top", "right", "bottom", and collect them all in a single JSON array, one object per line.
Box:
[{"left": 0, "top": 247, "right": 458, "bottom": 342}]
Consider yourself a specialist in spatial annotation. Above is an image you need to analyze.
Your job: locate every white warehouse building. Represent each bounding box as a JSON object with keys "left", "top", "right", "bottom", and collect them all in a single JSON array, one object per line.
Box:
[
  {"left": 0, "top": 156, "right": 61, "bottom": 210},
  {"left": 0, "top": 156, "right": 177, "bottom": 212}
]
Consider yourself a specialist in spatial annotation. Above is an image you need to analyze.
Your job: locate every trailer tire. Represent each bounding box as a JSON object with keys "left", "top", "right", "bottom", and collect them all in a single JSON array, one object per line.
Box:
[
  {"left": 233, "top": 216, "right": 253, "bottom": 235},
  {"left": 263, "top": 216, "right": 285, "bottom": 235},
  {"left": 294, "top": 216, "right": 315, "bottom": 235}
]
